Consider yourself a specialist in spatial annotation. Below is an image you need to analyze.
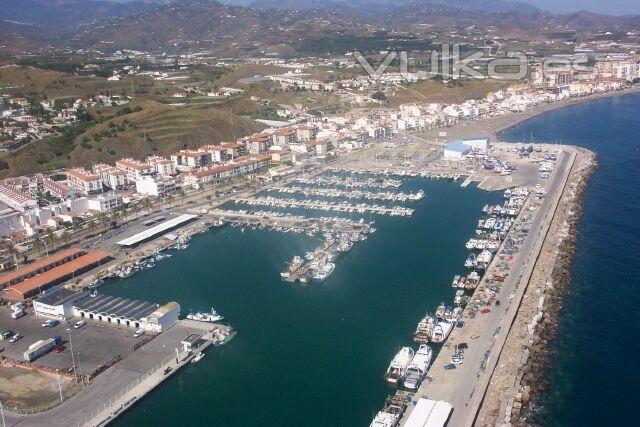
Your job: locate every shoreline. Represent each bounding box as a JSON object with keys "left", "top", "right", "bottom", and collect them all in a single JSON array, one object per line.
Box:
[
  {"left": 415, "top": 85, "right": 640, "bottom": 144},
  {"left": 493, "top": 86, "right": 640, "bottom": 141}
]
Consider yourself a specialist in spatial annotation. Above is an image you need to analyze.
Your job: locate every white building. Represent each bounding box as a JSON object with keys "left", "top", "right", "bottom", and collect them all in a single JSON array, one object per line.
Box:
[
  {"left": 72, "top": 294, "right": 180, "bottom": 332},
  {"left": 33, "top": 288, "right": 90, "bottom": 320},
  {"left": 443, "top": 141, "right": 471, "bottom": 160},
  {"left": 66, "top": 168, "right": 103, "bottom": 194},
  {"left": 463, "top": 136, "right": 490, "bottom": 151},
  {"left": 135, "top": 174, "right": 177, "bottom": 197}
]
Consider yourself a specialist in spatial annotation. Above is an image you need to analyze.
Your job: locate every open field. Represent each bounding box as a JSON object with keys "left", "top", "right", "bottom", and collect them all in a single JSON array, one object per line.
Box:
[
  {"left": 387, "top": 78, "right": 513, "bottom": 107},
  {"left": 0, "top": 366, "right": 77, "bottom": 410}
]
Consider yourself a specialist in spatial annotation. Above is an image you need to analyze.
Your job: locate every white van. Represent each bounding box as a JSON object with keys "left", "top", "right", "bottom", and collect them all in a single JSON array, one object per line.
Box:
[
  {"left": 133, "top": 329, "right": 145, "bottom": 338},
  {"left": 74, "top": 320, "right": 86, "bottom": 329}
]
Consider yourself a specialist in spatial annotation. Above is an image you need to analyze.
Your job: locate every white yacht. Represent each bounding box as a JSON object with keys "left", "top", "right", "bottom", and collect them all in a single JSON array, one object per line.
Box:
[
  {"left": 384, "top": 347, "right": 415, "bottom": 384},
  {"left": 431, "top": 319, "right": 453, "bottom": 343},
  {"left": 402, "top": 344, "right": 433, "bottom": 390},
  {"left": 186, "top": 308, "right": 224, "bottom": 323},
  {"left": 369, "top": 411, "right": 400, "bottom": 427},
  {"left": 191, "top": 352, "right": 205, "bottom": 363}
]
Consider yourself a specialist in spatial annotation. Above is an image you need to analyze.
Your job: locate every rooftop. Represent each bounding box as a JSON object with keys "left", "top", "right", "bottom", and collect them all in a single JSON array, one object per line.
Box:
[
  {"left": 74, "top": 294, "right": 158, "bottom": 321},
  {"left": 36, "top": 287, "right": 88, "bottom": 306}
]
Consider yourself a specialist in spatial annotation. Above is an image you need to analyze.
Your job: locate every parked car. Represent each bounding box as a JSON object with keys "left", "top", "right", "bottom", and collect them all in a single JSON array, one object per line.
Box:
[
  {"left": 481, "top": 308, "right": 491, "bottom": 314},
  {"left": 133, "top": 329, "right": 145, "bottom": 338},
  {"left": 73, "top": 320, "right": 86, "bottom": 329},
  {"left": 0, "top": 330, "right": 13, "bottom": 340},
  {"left": 53, "top": 344, "right": 66, "bottom": 353},
  {"left": 444, "top": 363, "right": 456, "bottom": 370},
  {"left": 41, "top": 319, "right": 59, "bottom": 328},
  {"left": 9, "top": 333, "right": 21, "bottom": 343}
]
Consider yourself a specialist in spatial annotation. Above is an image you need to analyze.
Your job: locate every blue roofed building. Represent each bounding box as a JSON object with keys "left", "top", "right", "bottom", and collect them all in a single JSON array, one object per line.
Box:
[{"left": 443, "top": 141, "right": 471, "bottom": 160}]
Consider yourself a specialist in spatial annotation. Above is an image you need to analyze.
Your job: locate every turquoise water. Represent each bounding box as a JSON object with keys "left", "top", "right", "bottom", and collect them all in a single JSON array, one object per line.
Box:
[
  {"left": 502, "top": 93, "right": 640, "bottom": 426},
  {"left": 104, "top": 178, "right": 502, "bottom": 426}
]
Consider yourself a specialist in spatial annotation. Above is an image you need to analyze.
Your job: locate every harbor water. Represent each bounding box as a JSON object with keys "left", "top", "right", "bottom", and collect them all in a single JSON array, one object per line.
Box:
[
  {"left": 103, "top": 177, "right": 502, "bottom": 426},
  {"left": 502, "top": 92, "right": 640, "bottom": 425}
]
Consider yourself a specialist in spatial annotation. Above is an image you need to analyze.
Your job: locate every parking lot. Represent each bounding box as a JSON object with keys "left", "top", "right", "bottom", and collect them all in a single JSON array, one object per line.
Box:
[{"left": 0, "top": 307, "right": 140, "bottom": 376}]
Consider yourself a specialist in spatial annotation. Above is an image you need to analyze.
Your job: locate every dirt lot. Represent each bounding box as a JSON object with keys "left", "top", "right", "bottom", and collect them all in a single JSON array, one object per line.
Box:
[{"left": 0, "top": 366, "right": 78, "bottom": 410}]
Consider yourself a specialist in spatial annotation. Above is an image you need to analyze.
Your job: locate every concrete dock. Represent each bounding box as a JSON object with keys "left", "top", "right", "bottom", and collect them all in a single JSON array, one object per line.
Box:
[{"left": 3, "top": 320, "right": 232, "bottom": 427}]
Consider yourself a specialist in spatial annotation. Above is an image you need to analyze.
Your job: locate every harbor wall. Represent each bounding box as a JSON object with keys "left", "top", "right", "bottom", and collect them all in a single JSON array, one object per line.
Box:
[{"left": 475, "top": 147, "right": 597, "bottom": 425}]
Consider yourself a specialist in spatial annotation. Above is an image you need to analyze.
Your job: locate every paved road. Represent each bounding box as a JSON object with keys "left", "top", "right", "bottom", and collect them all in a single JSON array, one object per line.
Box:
[{"left": 401, "top": 149, "right": 574, "bottom": 426}]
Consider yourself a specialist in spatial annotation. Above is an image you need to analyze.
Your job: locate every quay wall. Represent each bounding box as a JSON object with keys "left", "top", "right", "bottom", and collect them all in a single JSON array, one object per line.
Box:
[{"left": 475, "top": 147, "right": 597, "bottom": 425}]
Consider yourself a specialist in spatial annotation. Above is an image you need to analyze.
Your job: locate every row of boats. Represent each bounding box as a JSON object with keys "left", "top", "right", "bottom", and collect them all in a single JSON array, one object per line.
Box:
[
  {"left": 372, "top": 187, "right": 531, "bottom": 427},
  {"left": 236, "top": 196, "right": 415, "bottom": 217},
  {"left": 293, "top": 175, "right": 402, "bottom": 189},
  {"left": 282, "top": 229, "right": 374, "bottom": 283},
  {"left": 270, "top": 186, "right": 425, "bottom": 203}
]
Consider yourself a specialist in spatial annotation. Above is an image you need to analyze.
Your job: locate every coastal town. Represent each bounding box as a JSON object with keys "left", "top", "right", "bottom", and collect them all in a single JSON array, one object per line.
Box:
[{"left": 0, "top": 1, "right": 639, "bottom": 426}]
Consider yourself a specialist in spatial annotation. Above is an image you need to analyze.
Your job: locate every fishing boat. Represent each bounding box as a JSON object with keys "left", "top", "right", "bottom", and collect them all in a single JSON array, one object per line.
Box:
[
  {"left": 454, "top": 290, "right": 469, "bottom": 306},
  {"left": 413, "top": 313, "right": 435, "bottom": 344},
  {"left": 186, "top": 308, "right": 224, "bottom": 323},
  {"left": 464, "top": 253, "right": 477, "bottom": 269},
  {"left": 466, "top": 271, "right": 481, "bottom": 290},
  {"left": 451, "top": 275, "right": 460, "bottom": 288},
  {"left": 435, "top": 303, "right": 447, "bottom": 318},
  {"left": 384, "top": 347, "right": 415, "bottom": 384},
  {"left": 431, "top": 319, "right": 453, "bottom": 343},
  {"left": 402, "top": 344, "right": 433, "bottom": 390}
]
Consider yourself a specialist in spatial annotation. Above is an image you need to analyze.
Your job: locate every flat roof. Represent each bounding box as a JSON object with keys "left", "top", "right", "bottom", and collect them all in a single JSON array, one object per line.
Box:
[
  {"left": 117, "top": 214, "right": 198, "bottom": 247},
  {"left": 75, "top": 294, "right": 158, "bottom": 321},
  {"left": 404, "top": 399, "right": 452, "bottom": 427},
  {"left": 36, "top": 288, "right": 87, "bottom": 306}
]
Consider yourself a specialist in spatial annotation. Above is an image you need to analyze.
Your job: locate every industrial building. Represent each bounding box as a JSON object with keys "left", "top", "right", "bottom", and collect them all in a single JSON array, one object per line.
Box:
[
  {"left": 116, "top": 214, "right": 197, "bottom": 247},
  {"left": 33, "top": 287, "right": 90, "bottom": 320},
  {"left": 2, "top": 250, "right": 111, "bottom": 301},
  {"left": 462, "top": 136, "right": 490, "bottom": 151},
  {"left": 443, "top": 141, "right": 471, "bottom": 160},
  {"left": 404, "top": 399, "right": 452, "bottom": 427},
  {"left": 73, "top": 294, "right": 180, "bottom": 332}
]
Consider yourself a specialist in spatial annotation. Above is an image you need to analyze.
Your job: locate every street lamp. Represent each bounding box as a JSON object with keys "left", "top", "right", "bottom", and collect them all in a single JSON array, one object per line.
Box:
[{"left": 66, "top": 328, "right": 78, "bottom": 383}]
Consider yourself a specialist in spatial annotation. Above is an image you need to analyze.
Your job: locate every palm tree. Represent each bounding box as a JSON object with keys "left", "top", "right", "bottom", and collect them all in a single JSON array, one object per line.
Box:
[
  {"left": 45, "top": 228, "right": 55, "bottom": 253},
  {"left": 141, "top": 198, "right": 152, "bottom": 214},
  {"left": 4, "top": 242, "right": 19, "bottom": 270},
  {"left": 165, "top": 193, "right": 174, "bottom": 207}
]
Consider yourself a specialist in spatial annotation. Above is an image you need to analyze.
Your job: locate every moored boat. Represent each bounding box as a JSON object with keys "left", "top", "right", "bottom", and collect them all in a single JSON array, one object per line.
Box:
[{"left": 384, "top": 347, "right": 415, "bottom": 384}]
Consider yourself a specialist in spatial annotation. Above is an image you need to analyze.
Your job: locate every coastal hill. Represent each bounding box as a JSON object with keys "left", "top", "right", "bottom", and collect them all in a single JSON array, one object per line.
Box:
[{"left": 2, "top": 0, "right": 639, "bottom": 54}]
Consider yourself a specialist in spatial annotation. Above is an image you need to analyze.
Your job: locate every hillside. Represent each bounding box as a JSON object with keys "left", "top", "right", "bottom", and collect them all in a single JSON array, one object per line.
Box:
[{"left": 0, "top": 99, "right": 264, "bottom": 177}]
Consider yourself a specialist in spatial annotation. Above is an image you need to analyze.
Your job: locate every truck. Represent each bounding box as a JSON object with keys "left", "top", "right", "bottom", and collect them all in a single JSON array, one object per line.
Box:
[{"left": 23, "top": 336, "right": 62, "bottom": 362}]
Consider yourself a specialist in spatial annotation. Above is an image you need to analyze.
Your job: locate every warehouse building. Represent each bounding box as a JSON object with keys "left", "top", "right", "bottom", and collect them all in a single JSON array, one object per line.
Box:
[
  {"left": 73, "top": 294, "right": 180, "bottom": 332},
  {"left": 33, "top": 287, "right": 90, "bottom": 320},
  {"left": 443, "top": 141, "right": 471, "bottom": 160},
  {"left": 2, "top": 250, "right": 111, "bottom": 302}
]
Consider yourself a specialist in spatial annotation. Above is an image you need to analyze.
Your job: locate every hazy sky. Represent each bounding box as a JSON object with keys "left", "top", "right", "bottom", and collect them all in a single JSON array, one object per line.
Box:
[{"left": 524, "top": 0, "right": 640, "bottom": 15}]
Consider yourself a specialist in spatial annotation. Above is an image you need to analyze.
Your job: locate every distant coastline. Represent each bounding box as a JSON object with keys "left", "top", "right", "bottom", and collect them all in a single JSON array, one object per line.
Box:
[{"left": 494, "top": 86, "right": 640, "bottom": 141}]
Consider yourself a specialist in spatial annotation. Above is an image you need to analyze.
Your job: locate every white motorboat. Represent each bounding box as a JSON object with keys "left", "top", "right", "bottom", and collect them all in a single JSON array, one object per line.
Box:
[
  {"left": 384, "top": 347, "right": 415, "bottom": 384},
  {"left": 402, "top": 344, "right": 433, "bottom": 390},
  {"left": 431, "top": 319, "right": 453, "bottom": 343},
  {"left": 186, "top": 308, "right": 224, "bottom": 323},
  {"left": 192, "top": 352, "right": 205, "bottom": 363}
]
